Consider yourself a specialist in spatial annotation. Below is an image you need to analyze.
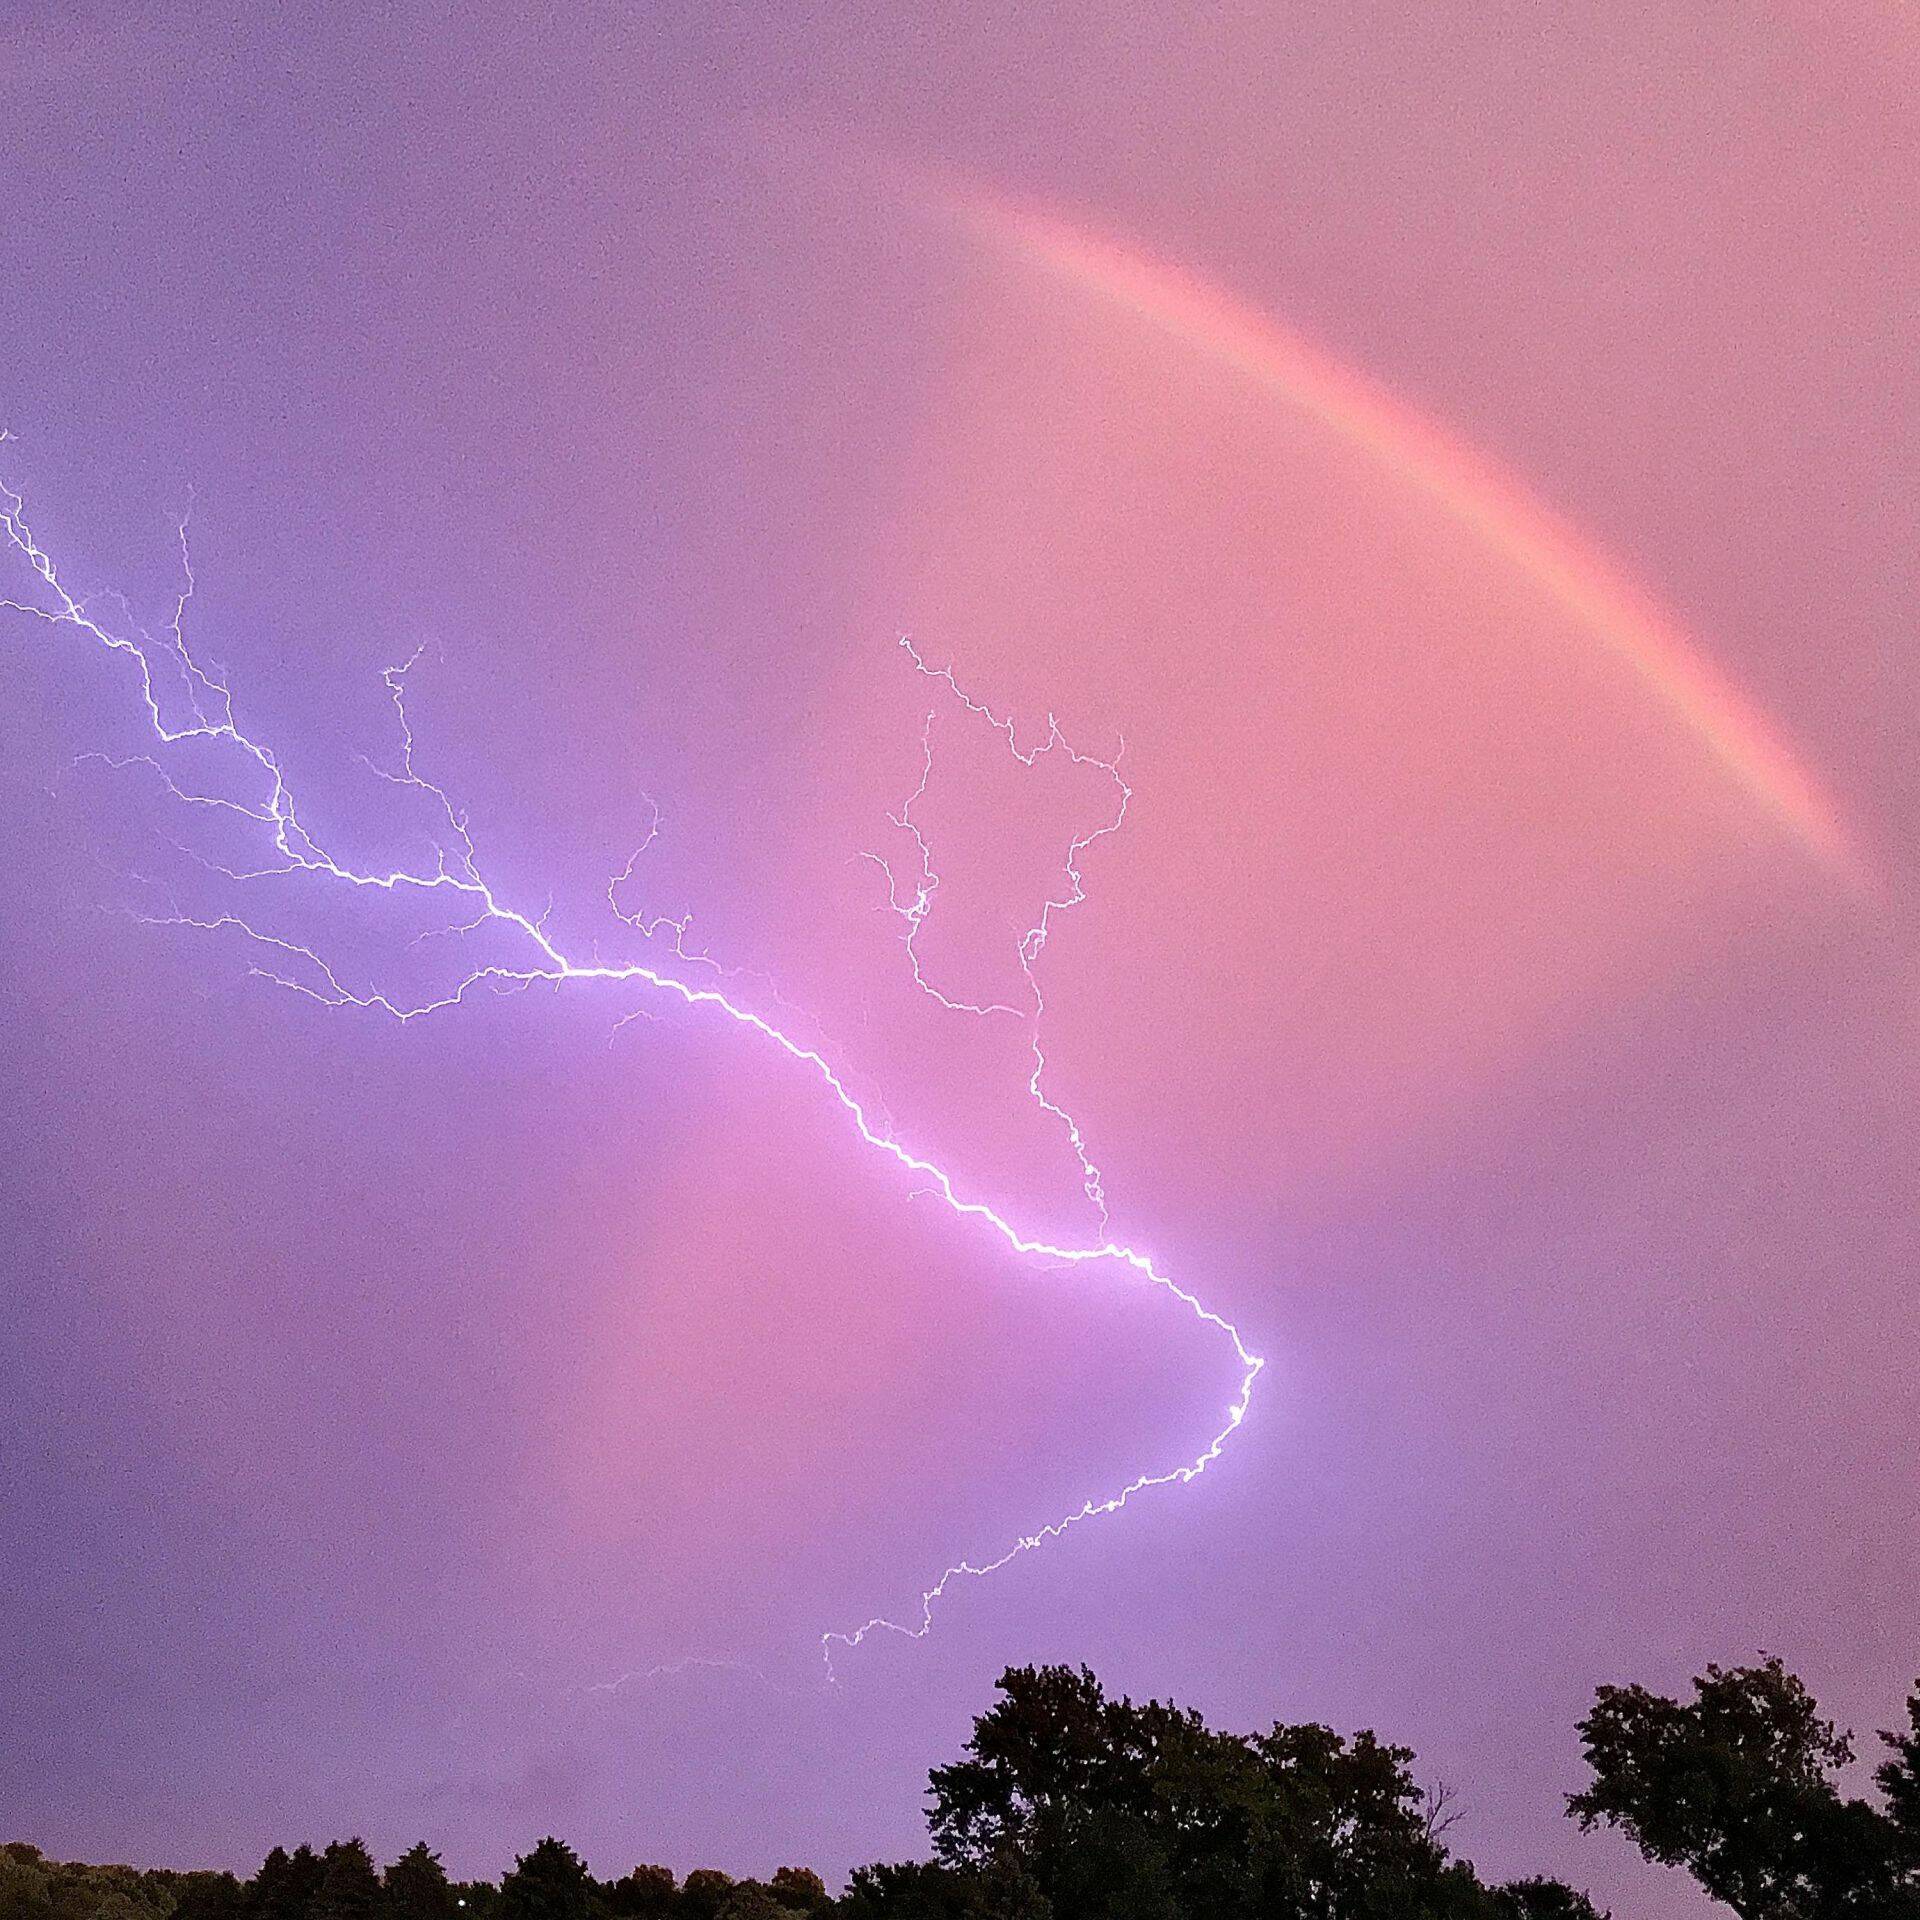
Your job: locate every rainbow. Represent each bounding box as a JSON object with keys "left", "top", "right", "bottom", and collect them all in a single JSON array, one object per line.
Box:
[{"left": 948, "top": 188, "right": 1866, "bottom": 888}]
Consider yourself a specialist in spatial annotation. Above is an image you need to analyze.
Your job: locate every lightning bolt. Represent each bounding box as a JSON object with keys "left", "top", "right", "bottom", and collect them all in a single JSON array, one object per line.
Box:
[
  {"left": 0, "top": 455, "right": 1265, "bottom": 1680},
  {"left": 865, "top": 639, "right": 1128, "bottom": 1233}
]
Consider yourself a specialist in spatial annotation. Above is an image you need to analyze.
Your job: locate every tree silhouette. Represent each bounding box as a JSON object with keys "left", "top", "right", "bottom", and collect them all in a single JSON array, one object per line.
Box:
[
  {"left": 253, "top": 1847, "right": 326, "bottom": 1920},
  {"left": 248, "top": 1851, "right": 303, "bottom": 1920},
  {"left": 1570, "top": 1656, "right": 1920, "bottom": 1916},
  {"left": 676, "top": 1872, "right": 736, "bottom": 1920},
  {"left": 498, "top": 1843, "right": 593, "bottom": 1920},
  {"left": 838, "top": 1858, "right": 1046, "bottom": 1920},
  {"left": 168, "top": 1876, "right": 247, "bottom": 1920},
  {"left": 1880, "top": 1681, "right": 1920, "bottom": 1871},
  {"left": 711, "top": 1890, "right": 789, "bottom": 1920},
  {"left": 65, "top": 1655, "right": 1920, "bottom": 1919},
  {"left": 766, "top": 1869, "right": 828, "bottom": 1913},
  {"left": 903, "top": 1663, "right": 1604, "bottom": 1919},
  {"left": 1490, "top": 1882, "right": 1608, "bottom": 1919},
  {"left": 311, "top": 1845, "right": 381, "bottom": 1920},
  {"left": 600, "top": 1868, "right": 677, "bottom": 1919},
  {"left": 385, "top": 1846, "right": 456, "bottom": 1920}
]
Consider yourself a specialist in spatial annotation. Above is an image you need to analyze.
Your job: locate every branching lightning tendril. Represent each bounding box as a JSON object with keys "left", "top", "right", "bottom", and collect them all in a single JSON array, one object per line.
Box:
[{"left": 0, "top": 456, "right": 1264, "bottom": 1681}]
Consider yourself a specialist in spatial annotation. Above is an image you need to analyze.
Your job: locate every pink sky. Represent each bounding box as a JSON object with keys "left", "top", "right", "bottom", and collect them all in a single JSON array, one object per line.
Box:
[{"left": 1, "top": 5, "right": 1914, "bottom": 1917}]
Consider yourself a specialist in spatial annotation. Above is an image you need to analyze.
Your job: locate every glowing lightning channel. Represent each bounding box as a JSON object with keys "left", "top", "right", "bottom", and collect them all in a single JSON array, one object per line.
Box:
[
  {"left": 865, "top": 638, "right": 1130, "bottom": 1232},
  {"left": 0, "top": 461, "right": 1265, "bottom": 1678}
]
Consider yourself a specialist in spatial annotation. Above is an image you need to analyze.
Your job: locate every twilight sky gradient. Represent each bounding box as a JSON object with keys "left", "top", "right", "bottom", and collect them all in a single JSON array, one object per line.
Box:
[{"left": 2, "top": 5, "right": 1916, "bottom": 1917}]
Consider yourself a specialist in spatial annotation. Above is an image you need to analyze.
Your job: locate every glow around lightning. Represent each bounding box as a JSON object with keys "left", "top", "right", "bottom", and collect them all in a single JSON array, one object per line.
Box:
[{"left": 0, "top": 459, "right": 1264, "bottom": 1678}]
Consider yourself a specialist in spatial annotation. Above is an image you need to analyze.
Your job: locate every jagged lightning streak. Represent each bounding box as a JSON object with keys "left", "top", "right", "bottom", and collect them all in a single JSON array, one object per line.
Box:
[
  {"left": 865, "top": 639, "right": 1127, "bottom": 1232},
  {"left": 0, "top": 460, "right": 1265, "bottom": 1678}
]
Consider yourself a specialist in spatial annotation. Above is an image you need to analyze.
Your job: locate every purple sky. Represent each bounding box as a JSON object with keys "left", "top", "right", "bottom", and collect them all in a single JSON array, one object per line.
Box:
[{"left": 2, "top": 6, "right": 1915, "bottom": 1916}]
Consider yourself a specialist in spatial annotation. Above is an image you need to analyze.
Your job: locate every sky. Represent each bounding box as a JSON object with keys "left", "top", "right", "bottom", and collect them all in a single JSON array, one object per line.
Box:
[{"left": 1, "top": 4, "right": 1915, "bottom": 1915}]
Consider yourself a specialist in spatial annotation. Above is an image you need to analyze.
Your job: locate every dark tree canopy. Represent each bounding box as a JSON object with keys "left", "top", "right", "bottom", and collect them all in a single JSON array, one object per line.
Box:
[
  {"left": 35, "top": 1653, "right": 1920, "bottom": 1920},
  {"left": 899, "top": 1663, "right": 1600, "bottom": 1920},
  {"left": 1880, "top": 1684, "right": 1920, "bottom": 1867},
  {"left": 673, "top": 1873, "right": 735, "bottom": 1920},
  {"left": 498, "top": 1844, "right": 593, "bottom": 1920},
  {"left": 312, "top": 1846, "right": 382, "bottom": 1920},
  {"left": 166, "top": 1879, "right": 246, "bottom": 1920},
  {"left": 383, "top": 1848, "right": 455, "bottom": 1920},
  {"left": 246, "top": 1853, "right": 301, "bottom": 1920},
  {"left": 1488, "top": 1882, "right": 1609, "bottom": 1920},
  {"left": 710, "top": 1892, "right": 788, "bottom": 1920},
  {"left": 600, "top": 1870, "right": 677, "bottom": 1920},
  {"left": 1570, "top": 1656, "right": 1920, "bottom": 1918},
  {"left": 838, "top": 1860, "right": 1045, "bottom": 1920},
  {"left": 765, "top": 1870, "right": 828, "bottom": 1913}
]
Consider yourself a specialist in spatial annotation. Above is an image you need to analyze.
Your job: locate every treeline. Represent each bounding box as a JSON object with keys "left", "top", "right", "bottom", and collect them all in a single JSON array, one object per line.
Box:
[{"left": 9, "top": 1655, "right": 1920, "bottom": 1918}]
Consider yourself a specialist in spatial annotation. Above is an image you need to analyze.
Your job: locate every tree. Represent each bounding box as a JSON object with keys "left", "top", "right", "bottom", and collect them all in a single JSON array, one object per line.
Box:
[
  {"left": 385, "top": 1846, "right": 456, "bottom": 1920},
  {"left": 3, "top": 1654, "right": 1663, "bottom": 1920},
  {"left": 713, "top": 1888, "right": 789, "bottom": 1920},
  {"left": 0, "top": 1850, "right": 53, "bottom": 1920},
  {"left": 252, "top": 1848, "right": 326, "bottom": 1920},
  {"left": 1570, "top": 1656, "right": 1913, "bottom": 1917},
  {"left": 599, "top": 1867, "right": 676, "bottom": 1919},
  {"left": 1247, "top": 1718, "right": 1466, "bottom": 1916},
  {"left": 1880, "top": 1681, "right": 1920, "bottom": 1867},
  {"left": 56, "top": 1874, "right": 157, "bottom": 1920},
  {"left": 928, "top": 1664, "right": 1250, "bottom": 1913},
  {"left": 249, "top": 1851, "right": 306, "bottom": 1920},
  {"left": 677, "top": 1872, "right": 736, "bottom": 1920},
  {"left": 766, "top": 1869, "right": 827, "bottom": 1913},
  {"left": 836, "top": 1859, "right": 1049, "bottom": 1919},
  {"left": 498, "top": 1843, "right": 592, "bottom": 1920},
  {"left": 1, "top": 1850, "right": 189, "bottom": 1920},
  {"left": 171, "top": 1875, "right": 249, "bottom": 1920},
  {"left": 312, "top": 1845, "right": 382, "bottom": 1920},
  {"left": 923, "top": 1664, "right": 1603, "bottom": 1920},
  {"left": 1489, "top": 1881, "right": 1610, "bottom": 1919}
]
